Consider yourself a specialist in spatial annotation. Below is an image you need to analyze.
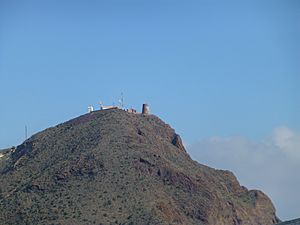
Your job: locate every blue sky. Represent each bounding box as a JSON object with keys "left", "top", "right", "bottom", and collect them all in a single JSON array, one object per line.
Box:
[{"left": 0, "top": 0, "right": 299, "bottom": 220}]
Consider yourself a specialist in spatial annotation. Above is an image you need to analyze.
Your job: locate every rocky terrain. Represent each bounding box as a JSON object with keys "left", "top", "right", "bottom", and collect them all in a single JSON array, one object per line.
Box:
[{"left": 0, "top": 109, "right": 280, "bottom": 225}]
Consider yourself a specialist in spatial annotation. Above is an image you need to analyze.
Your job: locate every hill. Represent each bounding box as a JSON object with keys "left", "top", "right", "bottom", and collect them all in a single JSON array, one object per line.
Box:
[{"left": 0, "top": 109, "right": 280, "bottom": 225}]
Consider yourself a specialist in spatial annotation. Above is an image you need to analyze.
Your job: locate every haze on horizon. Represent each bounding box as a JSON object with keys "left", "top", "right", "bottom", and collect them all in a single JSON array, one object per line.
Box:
[{"left": 0, "top": 0, "right": 299, "bottom": 221}]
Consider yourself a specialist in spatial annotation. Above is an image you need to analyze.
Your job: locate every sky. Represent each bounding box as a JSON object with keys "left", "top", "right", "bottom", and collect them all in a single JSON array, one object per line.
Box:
[{"left": 0, "top": 0, "right": 299, "bottom": 221}]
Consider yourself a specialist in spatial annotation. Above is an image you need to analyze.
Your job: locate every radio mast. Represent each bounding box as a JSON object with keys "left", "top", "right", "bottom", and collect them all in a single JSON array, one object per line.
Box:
[
  {"left": 119, "top": 93, "right": 124, "bottom": 109},
  {"left": 25, "top": 125, "right": 28, "bottom": 140}
]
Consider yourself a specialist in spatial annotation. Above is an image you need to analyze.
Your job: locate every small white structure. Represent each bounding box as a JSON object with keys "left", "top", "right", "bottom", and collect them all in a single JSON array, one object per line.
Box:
[
  {"left": 101, "top": 105, "right": 119, "bottom": 110},
  {"left": 127, "top": 108, "right": 137, "bottom": 113},
  {"left": 88, "top": 105, "right": 94, "bottom": 113}
]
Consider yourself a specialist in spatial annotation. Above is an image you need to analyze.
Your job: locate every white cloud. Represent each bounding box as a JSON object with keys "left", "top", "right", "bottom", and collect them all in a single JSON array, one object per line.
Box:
[
  {"left": 269, "top": 126, "right": 300, "bottom": 161},
  {"left": 187, "top": 127, "right": 300, "bottom": 221}
]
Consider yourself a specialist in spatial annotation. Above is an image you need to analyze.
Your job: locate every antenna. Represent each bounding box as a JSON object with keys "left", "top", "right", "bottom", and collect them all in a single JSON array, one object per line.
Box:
[
  {"left": 98, "top": 101, "right": 103, "bottom": 110},
  {"left": 25, "top": 125, "right": 28, "bottom": 140},
  {"left": 119, "top": 93, "right": 124, "bottom": 109}
]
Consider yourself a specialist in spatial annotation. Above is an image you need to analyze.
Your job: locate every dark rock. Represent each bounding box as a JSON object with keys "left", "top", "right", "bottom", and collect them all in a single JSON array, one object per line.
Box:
[{"left": 172, "top": 134, "right": 185, "bottom": 152}]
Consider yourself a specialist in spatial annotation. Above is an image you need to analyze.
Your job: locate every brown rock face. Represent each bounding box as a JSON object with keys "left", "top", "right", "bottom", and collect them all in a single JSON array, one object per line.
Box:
[{"left": 0, "top": 109, "right": 280, "bottom": 225}]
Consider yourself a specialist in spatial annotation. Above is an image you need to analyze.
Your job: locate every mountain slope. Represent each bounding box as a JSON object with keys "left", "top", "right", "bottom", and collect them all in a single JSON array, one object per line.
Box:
[{"left": 0, "top": 109, "right": 280, "bottom": 225}]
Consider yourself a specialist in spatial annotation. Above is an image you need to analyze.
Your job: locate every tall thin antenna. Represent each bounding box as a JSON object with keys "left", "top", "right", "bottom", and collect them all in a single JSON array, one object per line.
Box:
[
  {"left": 25, "top": 125, "right": 28, "bottom": 140},
  {"left": 98, "top": 101, "right": 103, "bottom": 110},
  {"left": 119, "top": 92, "right": 124, "bottom": 109}
]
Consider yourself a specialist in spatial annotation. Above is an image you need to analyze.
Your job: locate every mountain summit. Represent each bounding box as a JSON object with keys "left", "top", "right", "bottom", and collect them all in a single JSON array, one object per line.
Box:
[{"left": 0, "top": 109, "right": 280, "bottom": 225}]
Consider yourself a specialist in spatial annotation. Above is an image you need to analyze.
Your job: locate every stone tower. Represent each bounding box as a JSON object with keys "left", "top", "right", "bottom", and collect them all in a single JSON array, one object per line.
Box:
[{"left": 142, "top": 104, "right": 150, "bottom": 115}]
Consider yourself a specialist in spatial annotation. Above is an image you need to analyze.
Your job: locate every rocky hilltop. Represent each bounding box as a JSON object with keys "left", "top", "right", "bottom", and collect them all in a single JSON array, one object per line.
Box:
[{"left": 0, "top": 109, "right": 280, "bottom": 225}]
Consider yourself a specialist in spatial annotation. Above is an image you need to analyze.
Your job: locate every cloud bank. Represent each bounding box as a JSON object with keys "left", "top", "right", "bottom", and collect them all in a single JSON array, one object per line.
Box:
[{"left": 187, "top": 127, "right": 300, "bottom": 221}]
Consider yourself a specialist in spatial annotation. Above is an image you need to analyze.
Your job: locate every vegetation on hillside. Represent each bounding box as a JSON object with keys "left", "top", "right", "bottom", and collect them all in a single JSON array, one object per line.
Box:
[{"left": 0, "top": 109, "right": 280, "bottom": 225}]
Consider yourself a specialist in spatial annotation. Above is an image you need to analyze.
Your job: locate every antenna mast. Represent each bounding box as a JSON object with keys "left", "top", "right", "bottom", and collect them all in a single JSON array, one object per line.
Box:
[
  {"left": 98, "top": 101, "right": 103, "bottom": 110},
  {"left": 25, "top": 125, "right": 28, "bottom": 140},
  {"left": 119, "top": 93, "right": 124, "bottom": 109}
]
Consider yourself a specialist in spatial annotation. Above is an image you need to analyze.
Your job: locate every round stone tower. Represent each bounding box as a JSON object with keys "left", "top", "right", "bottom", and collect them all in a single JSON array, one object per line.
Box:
[{"left": 142, "top": 104, "right": 150, "bottom": 115}]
